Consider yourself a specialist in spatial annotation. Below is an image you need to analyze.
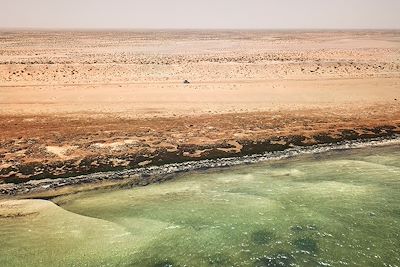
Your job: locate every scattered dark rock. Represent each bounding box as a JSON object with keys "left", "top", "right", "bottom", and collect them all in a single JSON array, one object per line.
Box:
[
  {"left": 313, "top": 133, "right": 338, "bottom": 143},
  {"left": 341, "top": 129, "right": 360, "bottom": 140},
  {"left": 290, "top": 225, "right": 304, "bottom": 232},
  {"left": 183, "top": 80, "right": 190, "bottom": 84},
  {"left": 290, "top": 224, "right": 318, "bottom": 232},
  {"left": 293, "top": 237, "right": 318, "bottom": 254},
  {"left": 306, "top": 224, "right": 318, "bottom": 231},
  {"left": 368, "top": 211, "right": 376, "bottom": 217},
  {"left": 251, "top": 230, "right": 275, "bottom": 245}
]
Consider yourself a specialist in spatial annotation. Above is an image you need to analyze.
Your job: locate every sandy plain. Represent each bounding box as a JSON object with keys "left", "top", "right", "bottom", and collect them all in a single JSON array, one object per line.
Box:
[{"left": 0, "top": 30, "right": 399, "bottom": 191}]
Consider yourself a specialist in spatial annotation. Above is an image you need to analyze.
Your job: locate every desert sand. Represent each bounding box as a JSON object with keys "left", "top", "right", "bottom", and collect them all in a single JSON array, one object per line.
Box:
[{"left": 0, "top": 30, "right": 399, "bottom": 193}]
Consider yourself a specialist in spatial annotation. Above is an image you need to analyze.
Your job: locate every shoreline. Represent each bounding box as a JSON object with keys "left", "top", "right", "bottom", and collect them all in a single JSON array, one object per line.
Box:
[
  {"left": 1, "top": 134, "right": 399, "bottom": 199},
  {"left": 1, "top": 30, "right": 399, "bottom": 200},
  {"left": 2, "top": 120, "right": 399, "bottom": 184}
]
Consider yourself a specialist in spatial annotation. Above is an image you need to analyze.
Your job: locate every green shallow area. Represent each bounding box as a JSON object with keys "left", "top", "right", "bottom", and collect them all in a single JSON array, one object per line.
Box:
[{"left": 1, "top": 145, "right": 400, "bottom": 266}]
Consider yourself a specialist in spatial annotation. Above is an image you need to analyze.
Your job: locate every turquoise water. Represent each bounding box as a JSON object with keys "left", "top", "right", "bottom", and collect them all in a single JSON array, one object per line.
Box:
[{"left": 0, "top": 145, "right": 399, "bottom": 266}]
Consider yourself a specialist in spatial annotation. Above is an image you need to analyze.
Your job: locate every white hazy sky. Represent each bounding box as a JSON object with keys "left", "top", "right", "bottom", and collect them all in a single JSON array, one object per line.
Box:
[{"left": 1, "top": 0, "right": 399, "bottom": 29}]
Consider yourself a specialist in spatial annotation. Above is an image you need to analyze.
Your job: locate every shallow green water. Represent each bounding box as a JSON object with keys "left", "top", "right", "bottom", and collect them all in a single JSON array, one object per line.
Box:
[{"left": 1, "top": 145, "right": 400, "bottom": 267}]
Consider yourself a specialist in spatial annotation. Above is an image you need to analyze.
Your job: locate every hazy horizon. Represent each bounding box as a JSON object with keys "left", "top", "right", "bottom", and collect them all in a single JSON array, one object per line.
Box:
[
  {"left": 1, "top": 0, "right": 400, "bottom": 30},
  {"left": 1, "top": 27, "right": 400, "bottom": 31}
]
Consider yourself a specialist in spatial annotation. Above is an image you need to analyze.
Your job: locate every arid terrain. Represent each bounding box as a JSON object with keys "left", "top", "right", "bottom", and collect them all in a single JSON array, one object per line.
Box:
[{"left": 0, "top": 30, "right": 399, "bottom": 193}]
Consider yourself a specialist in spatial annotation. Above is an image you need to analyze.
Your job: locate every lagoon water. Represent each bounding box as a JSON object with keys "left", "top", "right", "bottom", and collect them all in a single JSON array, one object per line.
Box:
[{"left": 1, "top": 145, "right": 400, "bottom": 266}]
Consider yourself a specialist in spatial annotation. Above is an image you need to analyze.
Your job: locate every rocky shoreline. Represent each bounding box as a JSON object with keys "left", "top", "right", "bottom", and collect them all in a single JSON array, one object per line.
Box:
[
  {"left": 1, "top": 30, "right": 400, "bottom": 200},
  {"left": 2, "top": 123, "right": 399, "bottom": 183},
  {"left": 1, "top": 134, "right": 399, "bottom": 198}
]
